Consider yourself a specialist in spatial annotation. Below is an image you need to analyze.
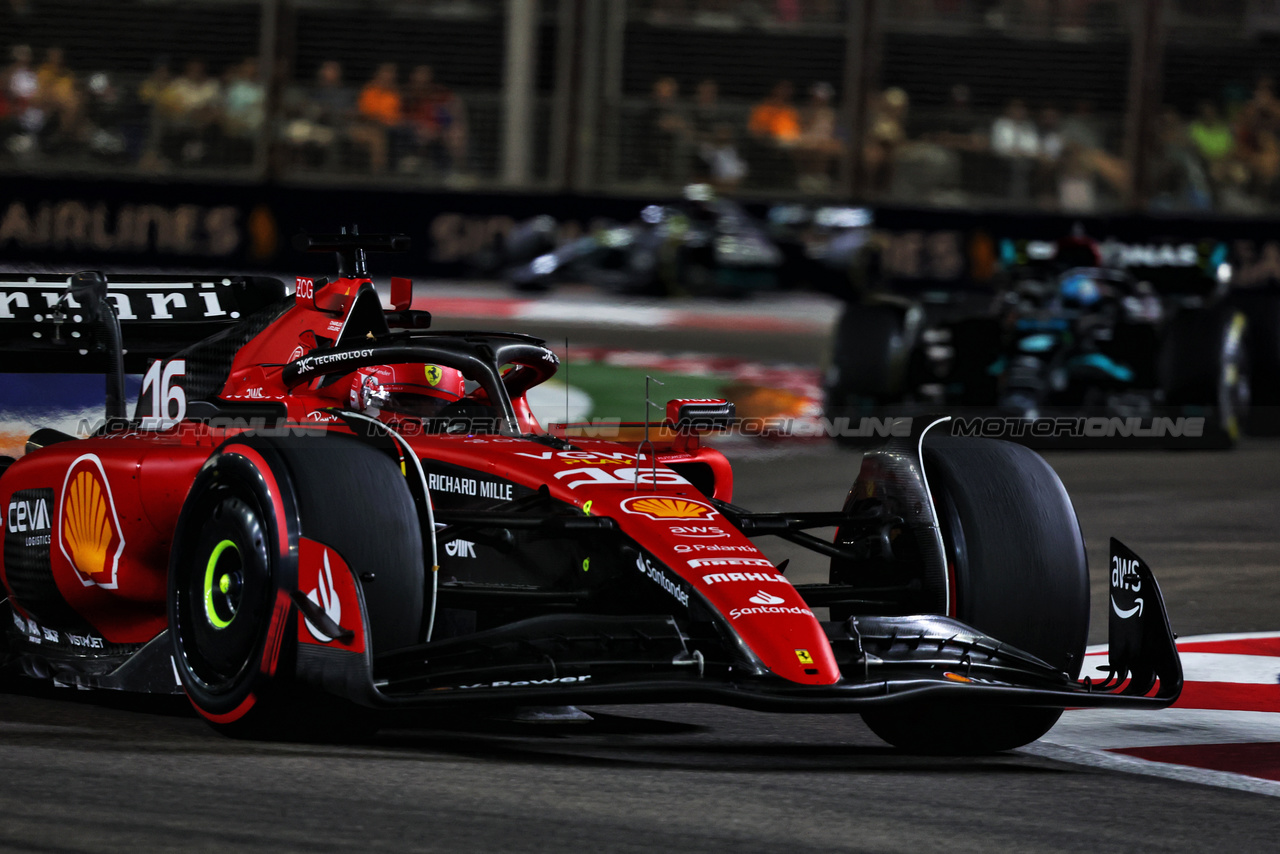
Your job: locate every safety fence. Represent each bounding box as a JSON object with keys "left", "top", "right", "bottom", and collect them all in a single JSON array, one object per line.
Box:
[{"left": 1, "top": 0, "right": 1277, "bottom": 214}]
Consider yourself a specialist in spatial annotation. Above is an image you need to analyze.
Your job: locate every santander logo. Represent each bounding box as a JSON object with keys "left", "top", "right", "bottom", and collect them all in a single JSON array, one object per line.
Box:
[
  {"left": 748, "top": 590, "right": 786, "bottom": 605},
  {"left": 304, "top": 549, "right": 342, "bottom": 643}
]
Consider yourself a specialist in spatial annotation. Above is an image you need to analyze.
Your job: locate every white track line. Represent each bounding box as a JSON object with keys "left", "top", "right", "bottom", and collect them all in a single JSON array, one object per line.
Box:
[
  {"left": 1085, "top": 631, "right": 1280, "bottom": 653},
  {"left": 1027, "top": 631, "right": 1280, "bottom": 796},
  {"left": 1045, "top": 708, "right": 1280, "bottom": 749},
  {"left": 1023, "top": 742, "right": 1280, "bottom": 798},
  {"left": 1081, "top": 652, "right": 1280, "bottom": 685}
]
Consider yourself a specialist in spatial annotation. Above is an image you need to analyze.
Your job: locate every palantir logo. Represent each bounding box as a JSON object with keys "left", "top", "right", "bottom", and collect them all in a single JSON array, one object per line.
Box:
[{"left": 748, "top": 590, "right": 785, "bottom": 606}]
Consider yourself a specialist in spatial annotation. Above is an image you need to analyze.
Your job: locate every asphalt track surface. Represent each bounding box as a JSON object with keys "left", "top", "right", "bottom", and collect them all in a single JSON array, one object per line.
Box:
[{"left": 5, "top": 310, "right": 1280, "bottom": 850}]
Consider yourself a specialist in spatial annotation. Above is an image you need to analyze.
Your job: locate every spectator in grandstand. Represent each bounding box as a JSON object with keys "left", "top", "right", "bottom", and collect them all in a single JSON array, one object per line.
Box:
[
  {"left": 1188, "top": 100, "right": 1237, "bottom": 188},
  {"left": 863, "top": 86, "right": 907, "bottom": 194},
  {"left": 1148, "top": 106, "right": 1213, "bottom": 211},
  {"left": 990, "top": 98, "right": 1039, "bottom": 200},
  {"left": 33, "top": 46, "right": 82, "bottom": 153},
  {"left": 82, "top": 71, "right": 129, "bottom": 163},
  {"left": 641, "top": 75, "right": 688, "bottom": 183},
  {"left": 403, "top": 64, "right": 468, "bottom": 178},
  {"left": 895, "top": 83, "right": 971, "bottom": 202},
  {"left": 154, "top": 59, "right": 223, "bottom": 165},
  {"left": 2, "top": 44, "right": 41, "bottom": 152},
  {"left": 926, "top": 83, "right": 987, "bottom": 152},
  {"left": 795, "top": 81, "right": 843, "bottom": 191},
  {"left": 357, "top": 62, "right": 403, "bottom": 173},
  {"left": 745, "top": 79, "right": 803, "bottom": 189},
  {"left": 135, "top": 59, "right": 172, "bottom": 170},
  {"left": 1037, "top": 105, "right": 1064, "bottom": 161},
  {"left": 990, "top": 98, "right": 1039, "bottom": 157},
  {"left": 34, "top": 47, "right": 73, "bottom": 109},
  {"left": 1234, "top": 76, "right": 1280, "bottom": 201},
  {"left": 696, "top": 122, "right": 747, "bottom": 191},
  {"left": 1060, "top": 98, "right": 1104, "bottom": 151},
  {"left": 689, "top": 78, "right": 726, "bottom": 150},
  {"left": 1031, "top": 104, "right": 1065, "bottom": 204},
  {"left": 222, "top": 59, "right": 263, "bottom": 135},
  {"left": 137, "top": 59, "right": 171, "bottom": 111},
  {"left": 688, "top": 79, "right": 743, "bottom": 189},
  {"left": 282, "top": 60, "right": 354, "bottom": 170},
  {"left": 634, "top": 76, "right": 686, "bottom": 184},
  {"left": 748, "top": 80, "right": 801, "bottom": 146},
  {"left": 220, "top": 57, "right": 264, "bottom": 165}
]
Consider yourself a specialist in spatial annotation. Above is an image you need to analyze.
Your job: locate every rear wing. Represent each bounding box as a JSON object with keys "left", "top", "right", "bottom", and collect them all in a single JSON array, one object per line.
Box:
[
  {"left": 0, "top": 274, "right": 288, "bottom": 373},
  {"left": 1003, "top": 239, "right": 1230, "bottom": 297}
]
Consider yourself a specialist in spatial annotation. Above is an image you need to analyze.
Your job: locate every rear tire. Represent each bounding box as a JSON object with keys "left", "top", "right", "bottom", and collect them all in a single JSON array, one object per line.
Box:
[
  {"left": 860, "top": 437, "right": 1089, "bottom": 753},
  {"left": 824, "top": 304, "right": 913, "bottom": 442}
]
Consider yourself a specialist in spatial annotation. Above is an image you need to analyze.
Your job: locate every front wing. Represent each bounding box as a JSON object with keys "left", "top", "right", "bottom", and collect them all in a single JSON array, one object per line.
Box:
[{"left": 297, "top": 538, "right": 1181, "bottom": 714}]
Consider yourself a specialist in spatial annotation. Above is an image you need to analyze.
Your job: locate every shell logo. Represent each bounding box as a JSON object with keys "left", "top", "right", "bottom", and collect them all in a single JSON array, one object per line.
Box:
[
  {"left": 620, "top": 496, "right": 718, "bottom": 521},
  {"left": 58, "top": 455, "right": 126, "bottom": 589}
]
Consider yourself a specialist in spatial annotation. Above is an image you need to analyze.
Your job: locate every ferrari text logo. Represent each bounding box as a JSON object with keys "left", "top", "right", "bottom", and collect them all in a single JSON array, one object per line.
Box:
[{"left": 58, "top": 455, "right": 125, "bottom": 589}]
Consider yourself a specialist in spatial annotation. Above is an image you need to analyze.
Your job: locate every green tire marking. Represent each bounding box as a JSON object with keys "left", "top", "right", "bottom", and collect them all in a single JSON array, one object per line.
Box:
[{"left": 204, "top": 539, "right": 238, "bottom": 629}]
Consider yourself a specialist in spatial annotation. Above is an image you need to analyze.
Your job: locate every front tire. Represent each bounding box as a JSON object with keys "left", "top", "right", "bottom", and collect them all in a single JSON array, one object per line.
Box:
[
  {"left": 860, "top": 437, "right": 1089, "bottom": 753},
  {"left": 1158, "top": 306, "right": 1249, "bottom": 446},
  {"left": 169, "top": 432, "right": 424, "bottom": 739},
  {"left": 169, "top": 445, "right": 294, "bottom": 736}
]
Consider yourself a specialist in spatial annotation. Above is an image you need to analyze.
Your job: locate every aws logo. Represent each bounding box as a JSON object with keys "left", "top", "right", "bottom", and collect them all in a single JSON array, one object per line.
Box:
[{"left": 58, "top": 455, "right": 125, "bottom": 589}]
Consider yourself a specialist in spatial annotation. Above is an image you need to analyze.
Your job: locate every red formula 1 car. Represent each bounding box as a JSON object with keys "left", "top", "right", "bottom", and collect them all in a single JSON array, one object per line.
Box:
[{"left": 0, "top": 232, "right": 1182, "bottom": 752}]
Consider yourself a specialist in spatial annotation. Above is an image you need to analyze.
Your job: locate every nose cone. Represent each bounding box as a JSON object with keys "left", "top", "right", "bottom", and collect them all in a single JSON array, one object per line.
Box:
[{"left": 693, "top": 569, "right": 840, "bottom": 685}]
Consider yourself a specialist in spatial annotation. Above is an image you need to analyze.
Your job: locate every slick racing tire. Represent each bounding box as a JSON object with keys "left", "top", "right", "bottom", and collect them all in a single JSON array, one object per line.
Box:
[
  {"left": 860, "top": 438, "right": 1089, "bottom": 754},
  {"left": 824, "top": 303, "right": 913, "bottom": 442},
  {"left": 1158, "top": 306, "right": 1249, "bottom": 447},
  {"left": 169, "top": 432, "right": 423, "bottom": 739},
  {"left": 1227, "top": 291, "right": 1280, "bottom": 433}
]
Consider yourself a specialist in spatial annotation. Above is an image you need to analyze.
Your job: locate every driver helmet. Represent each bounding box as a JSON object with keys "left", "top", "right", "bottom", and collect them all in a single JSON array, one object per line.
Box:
[
  {"left": 1059, "top": 272, "right": 1102, "bottom": 309},
  {"left": 349, "top": 363, "right": 464, "bottom": 420}
]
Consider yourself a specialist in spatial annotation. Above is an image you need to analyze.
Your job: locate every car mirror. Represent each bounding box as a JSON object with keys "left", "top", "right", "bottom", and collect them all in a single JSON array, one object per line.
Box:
[{"left": 666, "top": 398, "right": 735, "bottom": 432}]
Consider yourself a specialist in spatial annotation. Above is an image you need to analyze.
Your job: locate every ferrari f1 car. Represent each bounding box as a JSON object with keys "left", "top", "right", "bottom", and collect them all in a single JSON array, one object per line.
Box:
[
  {"left": 0, "top": 231, "right": 1181, "bottom": 752},
  {"left": 825, "top": 235, "right": 1253, "bottom": 446}
]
